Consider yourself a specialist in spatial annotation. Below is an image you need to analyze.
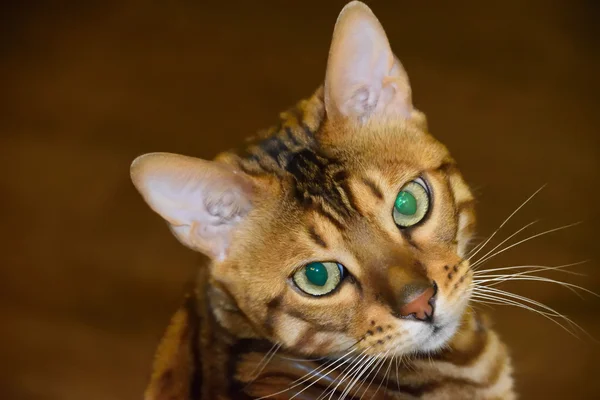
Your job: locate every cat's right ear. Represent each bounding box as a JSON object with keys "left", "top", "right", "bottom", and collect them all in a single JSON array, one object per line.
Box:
[{"left": 130, "top": 153, "right": 254, "bottom": 261}]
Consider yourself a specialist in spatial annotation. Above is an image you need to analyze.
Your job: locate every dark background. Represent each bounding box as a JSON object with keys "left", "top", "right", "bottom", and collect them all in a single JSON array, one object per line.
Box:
[{"left": 1, "top": 1, "right": 599, "bottom": 399}]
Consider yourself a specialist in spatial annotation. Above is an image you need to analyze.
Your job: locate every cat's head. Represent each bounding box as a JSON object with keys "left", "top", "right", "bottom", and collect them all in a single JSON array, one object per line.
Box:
[{"left": 131, "top": 1, "right": 476, "bottom": 358}]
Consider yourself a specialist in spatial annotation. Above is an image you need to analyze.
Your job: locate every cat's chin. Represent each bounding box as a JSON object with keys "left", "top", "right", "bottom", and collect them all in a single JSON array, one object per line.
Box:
[{"left": 415, "top": 318, "right": 461, "bottom": 354}]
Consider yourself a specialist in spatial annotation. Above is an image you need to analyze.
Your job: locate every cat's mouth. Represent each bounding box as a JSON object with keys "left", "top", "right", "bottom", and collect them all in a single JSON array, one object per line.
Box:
[
  {"left": 431, "top": 324, "right": 443, "bottom": 335},
  {"left": 416, "top": 318, "right": 461, "bottom": 353}
]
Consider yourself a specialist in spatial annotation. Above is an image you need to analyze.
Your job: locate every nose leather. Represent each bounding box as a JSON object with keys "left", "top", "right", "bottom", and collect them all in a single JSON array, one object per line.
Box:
[{"left": 398, "top": 284, "right": 436, "bottom": 322}]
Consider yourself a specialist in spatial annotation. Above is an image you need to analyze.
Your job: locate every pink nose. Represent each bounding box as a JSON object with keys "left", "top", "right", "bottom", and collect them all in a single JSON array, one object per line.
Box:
[{"left": 398, "top": 284, "right": 436, "bottom": 322}]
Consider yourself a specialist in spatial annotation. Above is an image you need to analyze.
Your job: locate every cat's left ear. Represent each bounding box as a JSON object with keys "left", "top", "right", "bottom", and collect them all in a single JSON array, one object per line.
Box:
[
  {"left": 324, "top": 1, "right": 413, "bottom": 123},
  {"left": 130, "top": 153, "right": 254, "bottom": 261}
]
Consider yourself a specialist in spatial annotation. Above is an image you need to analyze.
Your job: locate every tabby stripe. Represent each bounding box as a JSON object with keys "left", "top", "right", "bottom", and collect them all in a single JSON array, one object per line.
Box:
[
  {"left": 301, "top": 122, "right": 316, "bottom": 144},
  {"left": 461, "top": 220, "right": 476, "bottom": 238},
  {"left": 485, "top": 350, "right": 508, "bottom": 387},
  {"left": 402, "top": 231, "right": 422, "bottom": 250},
  {"left": 361, "top": 177, "right": 384, "bottom": 200},
  {"left": 436, "top": 160, "right": 458, "bottom": 173},
  {"left": 258, "top": 136, "right": 290, "bottom": 167},
  {"left": 442, "top": 166, "right": 460, "bottom": 241},
  {"left": 264, "top": 295, "right": 283, "bottom": 335},
  {"left": 308, "top": 225, "right": 328, "bottom": 248},
  {"left": 456, "top": 198, "right": 476, "bottom": 215},
  {"left": 445, "top": 330, "right": 489, "bottom": 366},
  {"left": 236, "top": 159, "right": 269, "bottom": 177},
  {"left": 245, "top": 151, "right": 284, "bottom": 177},
  {"left": 339, "top": 181, "right": 360, "bottom": 215},
  {"left": 292, "top": 327, "right": 317, "bottom": 349},
  {"left": 284, "top": 126, "right": 301, "bottom": 146},
  {"left": 285, "top": 308, "right": 349, "bottom": 332},
  {"left": 315, "top": 202, "right": 346, "bottom": 231}
]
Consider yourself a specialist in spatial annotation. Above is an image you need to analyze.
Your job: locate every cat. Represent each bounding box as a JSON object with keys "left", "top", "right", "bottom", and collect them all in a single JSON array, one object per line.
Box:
[{"left": 130, "top": 1, "right": 514, "bottom": 399}]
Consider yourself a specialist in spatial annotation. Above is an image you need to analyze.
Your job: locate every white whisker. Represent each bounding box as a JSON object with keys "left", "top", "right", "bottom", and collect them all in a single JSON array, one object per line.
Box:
[
  {"left": 475, "top": 273, "right": 598, "bottom": 299},
  {"left": 369, "top": 353, "right": 394, "bottom": 399},
  {"left": 471, "top": 221, "right": 582, "bottom": 270},
  {"left": 471, "top": 220, "right": 538, "bottom": 268},
  {"left": 467, "top": 185, "right": 546, "bottom": 262},
  {"left": 247, "top": 342, "right": 281, "bottom": 384},
  {"left": 315, "top": 351, "right": 368, "bottom": 400},
  {"left": 474, "top": 261, "right": 587, "bottom": 277},
  {"left": 470, "top": 292, "right": 579, "bottom": 337},
  {"left": 256, "top": 346, "right": 360, "bottom": 400},
  {"left": 338, "top": 353, "right": 380, "bottom": 400},
  {"left": 471, "top": 287, "right": 588, "bottom": 337},
  {"left": 356, "top": 350, "right": 389, "bottom": 399},
  {"left": 325, "top": 351, "right": 374, "bottom": 400}
]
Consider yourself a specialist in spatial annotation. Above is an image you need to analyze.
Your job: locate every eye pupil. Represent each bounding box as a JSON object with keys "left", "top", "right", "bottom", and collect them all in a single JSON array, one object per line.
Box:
[
  {"left": 305, "top": 262, "right": 329, "bottom": 286},
  {"left": 394, "top": 190, "right": 417, "bottom": 216}
]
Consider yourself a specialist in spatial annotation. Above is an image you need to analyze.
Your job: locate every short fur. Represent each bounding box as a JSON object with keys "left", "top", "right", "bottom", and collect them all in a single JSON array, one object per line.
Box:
[{"left": 131, "top": 2, "right": 514, "bottom": 399}]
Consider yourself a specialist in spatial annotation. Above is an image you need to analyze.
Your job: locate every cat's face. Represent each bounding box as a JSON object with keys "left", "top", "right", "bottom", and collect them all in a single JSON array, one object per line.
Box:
[{"left": 131, "top": 1, "right": 475, "bottom": 358}]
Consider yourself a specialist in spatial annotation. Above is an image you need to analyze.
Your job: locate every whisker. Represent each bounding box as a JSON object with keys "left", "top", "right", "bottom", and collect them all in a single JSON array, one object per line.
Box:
[
  {"left": 247, "top": 342, "right": 281, "bottom": 384},
  {"left": 475, "top": 273, "right": 598, "bottom": 299},
  {"left": 276, "top": 354, "right": 327, "bottom": 362},
  {"left": 465, "top": 240, "right": 487, "bottom": 259},
  {"left": 394, "top": 356, "right": 401, "bottom": 393},
  {"left": 314, "top": 354, "right": 362, "bottom": 400},
  {"left": 470, "top": 296, "right": 558, "bottom": 316},
  {"left": 324, "top": 351, "right": 374, "bottom": 400},
  {"left": 338, "top": 353, "right": 381, "bottom": 400},
  {"left": 467, "top": 184, "right": 546, "bottom": 262},
  {"left": 471, "top": 221, "right": 582, "bottom": 270},
  {"left": 315, "top": 351, "right": 368, "bottom": 400},
  {"left": 277, "top": 337, "right": 365, "bottom": 363},
  {"left": 471, "top": 291, "right": 564, "bottom": 317},
  {"left": 356, "top": 350, "right": 389, "bottom": 399},
  {"left": 471, "top": 287, "right": 589, "bottom": 338},
  {"left": 470, "top": 220, "right": 538, "bottom": 267},
  {"left": 470, "top": 293, "right": 579, "bottom": 337},
  {"left": 287, "top": 352, "right": 359, "bottom": 400},
  {"left": 474, "top": 261, "right": 595, "bottom": 298},
  {"left": 474, "top": 261, "right": 587, "bottom": 276},
  {"left": 474, "top": 286, "right": 572, "bottom": 315},
  {"left": 337, "top": 356, "right": 375, "bottom": 400},
  {"left": 255, "top": 345, "right": 361, "bottom": 400},
  {"left": 369, "top": 352, "right": 394, "bottom": 400}
]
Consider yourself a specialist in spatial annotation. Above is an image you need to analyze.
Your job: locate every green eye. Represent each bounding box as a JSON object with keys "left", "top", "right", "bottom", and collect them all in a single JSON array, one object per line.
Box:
[
  {"left": 393, "top": 178, "right": 430, "bottom": 228},
  {"left": 293, "top": 262, "right": 344, "bottom": 296}
]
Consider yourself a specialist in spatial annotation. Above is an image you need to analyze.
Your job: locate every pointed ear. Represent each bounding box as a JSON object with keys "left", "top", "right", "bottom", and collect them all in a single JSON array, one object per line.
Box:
[
  {"left": 130, "top": 153, "right": 254, "bottom": 261},
  {"left": 324, "top": 1, "right": 413, "bottom": 123}
]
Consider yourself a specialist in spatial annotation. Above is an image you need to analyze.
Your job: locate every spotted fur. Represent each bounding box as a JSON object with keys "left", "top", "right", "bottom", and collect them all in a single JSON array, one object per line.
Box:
[{"left": 133, "top": 2, "right": 514, "bottom": 399}]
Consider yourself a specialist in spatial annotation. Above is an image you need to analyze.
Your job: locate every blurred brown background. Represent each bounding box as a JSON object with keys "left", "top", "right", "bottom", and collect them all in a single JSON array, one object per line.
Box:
[{"left": 1, "top": 0, "right": 599, "bottom": 399}]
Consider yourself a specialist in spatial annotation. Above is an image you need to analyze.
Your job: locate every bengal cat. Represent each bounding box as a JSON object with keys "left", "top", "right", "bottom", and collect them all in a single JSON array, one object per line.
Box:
[{"left": 131, "top": 2, "right": 515, "bottom": 399}]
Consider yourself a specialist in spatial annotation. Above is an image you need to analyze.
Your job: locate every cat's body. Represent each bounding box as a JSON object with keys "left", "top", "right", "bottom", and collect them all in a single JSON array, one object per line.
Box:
[{"left": 131, "top": 2, "right": 515, "bottom": 399}]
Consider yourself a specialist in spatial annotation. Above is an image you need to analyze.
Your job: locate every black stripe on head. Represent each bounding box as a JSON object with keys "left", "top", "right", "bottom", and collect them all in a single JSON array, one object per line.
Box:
[
  {"left": 315, "top": 203, "right": 346, "bottom": 231},
  {"left": 301, "top": 122, "right": 316, "bottom": 142},
  {"left": 284, "top": 126, "right": 301, "bottom": 146},
  {"left": 339, "top": 181, "right": 361, "bottom": 216},
  {"left": 286, "top": 149, "right": 354, "bottom": 220},
  {"left": 259, "top": 136, "right": 290, "bottom": 167}
]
